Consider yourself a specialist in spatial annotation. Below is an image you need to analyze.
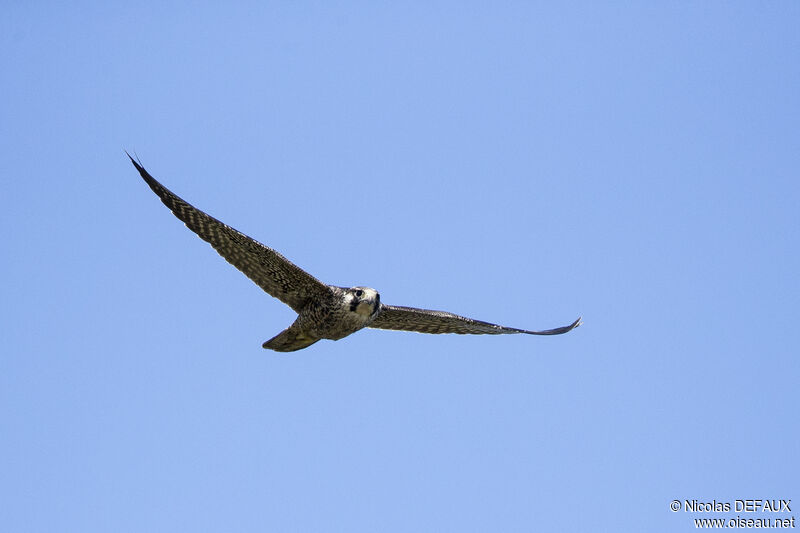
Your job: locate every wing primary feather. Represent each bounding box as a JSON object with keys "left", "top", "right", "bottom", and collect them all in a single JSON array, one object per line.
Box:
[
  {"left": 370, "top": 304, "right": 581, "bottom": 336},
  {"left": 128, "top": 153, "right": 330, "bottom": 313}
]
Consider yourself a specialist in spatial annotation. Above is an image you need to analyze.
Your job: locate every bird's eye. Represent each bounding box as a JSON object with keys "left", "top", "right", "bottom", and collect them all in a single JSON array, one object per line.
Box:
[{"left": 355, "top": 289, "right": 363, "bottom": 297}]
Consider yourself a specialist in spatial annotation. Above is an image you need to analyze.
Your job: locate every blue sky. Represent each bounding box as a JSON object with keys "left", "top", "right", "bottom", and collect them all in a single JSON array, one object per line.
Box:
[{"left": 2, "top": 2, "right": 797, "bottom": 531}]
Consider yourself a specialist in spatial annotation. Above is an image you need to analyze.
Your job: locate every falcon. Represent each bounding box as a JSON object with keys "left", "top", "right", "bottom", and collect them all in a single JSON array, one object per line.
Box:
[{"left": 129, "top": 154, "right": 581, "bottom": 352}]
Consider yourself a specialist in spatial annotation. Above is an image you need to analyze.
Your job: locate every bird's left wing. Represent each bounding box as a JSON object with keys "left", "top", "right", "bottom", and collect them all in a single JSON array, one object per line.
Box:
[
  {"left": 128, "top": 154, "right": 331, "bottom": 313},
  {"left": 370, "top": 304, "right": 582, "bottom": 336}
]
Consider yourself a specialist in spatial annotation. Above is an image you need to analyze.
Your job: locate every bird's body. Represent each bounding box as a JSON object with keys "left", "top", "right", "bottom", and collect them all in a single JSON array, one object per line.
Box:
[
  {"left": 129, "top": 154, "right": 581, "bottom": 352},
  {"left": 263, "top": 286, "right": 381, "bottom": 351}
]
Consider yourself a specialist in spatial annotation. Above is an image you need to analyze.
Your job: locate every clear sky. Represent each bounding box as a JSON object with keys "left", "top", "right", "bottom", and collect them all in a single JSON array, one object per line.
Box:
[{"left": 2, "top": 2, "right": 797, "bottom": 532}]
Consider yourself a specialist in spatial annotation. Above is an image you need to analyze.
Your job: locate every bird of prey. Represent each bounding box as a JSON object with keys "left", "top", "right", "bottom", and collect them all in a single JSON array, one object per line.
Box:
[{"left": 129, "top": 154, "right": 581, "bottom": 352}]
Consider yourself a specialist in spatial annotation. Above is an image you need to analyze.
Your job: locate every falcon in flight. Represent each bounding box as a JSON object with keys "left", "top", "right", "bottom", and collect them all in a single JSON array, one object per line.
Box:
[{"left": 129, "top": 154, "right": 581, "bottom": 352}]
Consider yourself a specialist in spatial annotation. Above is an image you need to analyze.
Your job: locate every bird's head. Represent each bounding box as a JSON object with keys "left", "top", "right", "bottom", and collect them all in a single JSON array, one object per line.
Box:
[{"left": 345, "top": 286, "right": 381, "bottom": 317}]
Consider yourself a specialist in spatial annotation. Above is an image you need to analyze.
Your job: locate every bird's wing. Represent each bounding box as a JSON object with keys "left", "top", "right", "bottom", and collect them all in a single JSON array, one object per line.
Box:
[
  {"left": 129, "top": 154, "right": 331, "bottom": 313},
  {"left": 370, "top": 304, "right": 582, "bottom": 336}
]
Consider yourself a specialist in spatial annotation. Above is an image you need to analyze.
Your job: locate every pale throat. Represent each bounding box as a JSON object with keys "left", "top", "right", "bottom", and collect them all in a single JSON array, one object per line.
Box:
[{"left": 354, "top": 301, "right": 374, "bottom": 316}]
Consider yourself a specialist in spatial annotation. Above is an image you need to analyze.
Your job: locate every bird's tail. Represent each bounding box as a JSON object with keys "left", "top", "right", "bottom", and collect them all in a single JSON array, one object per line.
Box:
[{"left": 262, "top": 326, "right": 319, "bottom": 352}]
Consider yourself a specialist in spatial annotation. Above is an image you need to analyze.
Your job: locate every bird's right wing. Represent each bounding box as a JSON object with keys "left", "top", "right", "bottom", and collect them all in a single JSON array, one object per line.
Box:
[
  {"left": 370, "top": 304, "right": 582, "bottom": 336},
  {"left": 129, "top": 154, "right": 331, "bottom": 313}
]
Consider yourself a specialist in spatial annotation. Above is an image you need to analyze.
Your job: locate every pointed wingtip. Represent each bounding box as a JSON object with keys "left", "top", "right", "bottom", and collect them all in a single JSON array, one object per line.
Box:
[
  {"left": 125, "top": 150, "right": 143, "bottom": 171},
  {"left": 556, "top": 316, "right": 582, "bottom": 334},
  {"left": 522, "top": 315, "right": 583, "bottom": 335}
]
